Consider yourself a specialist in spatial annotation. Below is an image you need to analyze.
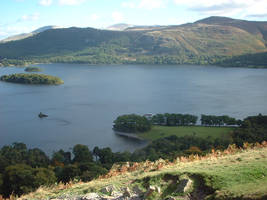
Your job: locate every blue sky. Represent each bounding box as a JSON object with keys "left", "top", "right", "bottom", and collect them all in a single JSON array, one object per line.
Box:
[{"left": 1, "top": 0, "right": 267, "bottom": 39}]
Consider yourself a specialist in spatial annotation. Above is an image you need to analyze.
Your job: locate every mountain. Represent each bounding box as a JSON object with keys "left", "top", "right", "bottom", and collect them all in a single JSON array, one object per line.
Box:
[
  {"left": 0, "top": 25, "right": 61, "bottom": 43},
  {"left": 106, "top": 23, "right": 134, "bottom": 31},
  {"left": 0, "top": 17, "right": 267, "bottom": 67},
  {"left": 196, "top": 16, "right": 267, "bottom": 41},
  {"left": 19, "top": 144, "right": 267, "bottom": 200}
]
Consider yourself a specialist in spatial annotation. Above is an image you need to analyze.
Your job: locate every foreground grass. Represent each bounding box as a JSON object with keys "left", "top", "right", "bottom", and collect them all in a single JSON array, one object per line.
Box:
[
  {"left": 20, "top": 145, "right": 267, "bottom": 200},
  {"left": 138, "top": 125, "right": 234, "bottom": 141}
]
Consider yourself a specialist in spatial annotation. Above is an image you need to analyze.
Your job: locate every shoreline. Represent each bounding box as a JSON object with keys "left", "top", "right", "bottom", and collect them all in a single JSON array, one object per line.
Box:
[
  {"left": 114, "top": 131, "right": 146, "bottom": 141},
  {"left": 1, "top": 62, "right": 267, "bottom": 69}
]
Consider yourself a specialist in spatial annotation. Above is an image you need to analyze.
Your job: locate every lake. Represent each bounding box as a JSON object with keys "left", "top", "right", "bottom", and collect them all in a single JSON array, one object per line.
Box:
[{"left": 1, "top": 64, "right": 267, "bottom": 154}]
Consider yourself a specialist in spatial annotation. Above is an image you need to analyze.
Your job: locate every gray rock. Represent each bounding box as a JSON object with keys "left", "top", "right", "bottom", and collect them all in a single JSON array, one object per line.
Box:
[
  {"left": 132, "top": 185, "right": 143, "bottom": 195},
  {"left": 155, "top": 186, "right": 161, "bottom": 194},
  {"left": 81, "top": 193, "right": 101, "bottom": 200},
  {"left": 100, "top": 185, "right": 121, "bottom": 197},
  {"left": 176, "top": 178, "right": 193, "bottom": 193},
  {"left": 123, "top": 187, "right": 131, "bottom": 198},
  {"left": 144, "top": 185, "right": 156, "bottom": 198},
  {"left": 164, "top": 197, "right": 176, "bottom": 200}
]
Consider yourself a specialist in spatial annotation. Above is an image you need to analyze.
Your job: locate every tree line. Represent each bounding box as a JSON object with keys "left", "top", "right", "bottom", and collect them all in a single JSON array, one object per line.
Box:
[
  {"left": 200, "top": 114, "right": 242, "bottom": 126},
  {"left": 113, "top": 114, "right": 241, "bottom": 133},
  {"left": 151, "top": 113, "right": 198, "bottom": 126}
]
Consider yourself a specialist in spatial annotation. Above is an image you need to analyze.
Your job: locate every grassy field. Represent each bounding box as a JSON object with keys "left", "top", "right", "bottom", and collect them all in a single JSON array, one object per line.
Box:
[
  {"left": 20, "top": 145, "right": 267, "bottom": 200},
  {"left": 138, "top": 125, "right": 234, "bottom": 141}
]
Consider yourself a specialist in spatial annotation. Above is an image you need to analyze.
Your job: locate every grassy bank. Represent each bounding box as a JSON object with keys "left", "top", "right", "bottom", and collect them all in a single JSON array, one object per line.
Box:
[{"left": 138, "top": 125, "right": 234, "bottom": 141}]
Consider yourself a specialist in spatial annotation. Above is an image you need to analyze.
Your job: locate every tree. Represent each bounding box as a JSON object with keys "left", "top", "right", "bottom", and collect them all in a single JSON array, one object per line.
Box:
[
  {"left": 33, "top": 168, "right": 56, "bottom": 188},
  {"left": 93, "top": 146, "right": 100, "bottom": 161},
  {"left": 57, "top": 165, "right": 80, "bottom": 183},
  {"left": 78, "top": 162, "right": 108, "bottom": 182},
  {"left": 113, "top": 114, "right": 151, "bottom": 133},
  {"left": 72, "top": 144, "right": 93, "bottom": 163},
  {"left": 52, "top": 149, "right": 71, "bottom": 166},
  {"left": 27, "top": 148, "right": 50, "bottom": 167},
  {"left": 2, "top": 164, "right": 55, "bottom": 197}
]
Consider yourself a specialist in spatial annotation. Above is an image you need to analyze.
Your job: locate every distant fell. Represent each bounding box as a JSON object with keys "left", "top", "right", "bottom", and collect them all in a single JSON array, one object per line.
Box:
[
  {"left": 196, "top": 16, "right": 267, "bottom": 40},
  {"left": 0, "top": 25, "right": 61, "bottom": 43},
  {"left": 0, "top": 17, "right": 267, "bottom": 67}
]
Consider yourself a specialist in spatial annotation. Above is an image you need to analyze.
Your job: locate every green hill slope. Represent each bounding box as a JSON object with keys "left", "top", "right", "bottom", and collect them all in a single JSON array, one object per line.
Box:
[
  {"left": 0, "top": 17, "right": 267, "bottom": 66},
  {"left": 20, "top": 144, "right": 267, "bottom": 200}
]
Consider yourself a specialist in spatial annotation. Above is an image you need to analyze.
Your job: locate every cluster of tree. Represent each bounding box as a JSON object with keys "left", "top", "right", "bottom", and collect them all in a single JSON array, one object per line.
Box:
[
  {"left": 232, "top": 114, "right": 267, "bottom": 146},
  {"left": 132, "top": 135, "right": 231, "bottom": 161},
  {"left": 0, "top": 58, "right": 31, "bottom": 67},
  {"left": 0, "top": 143, "right": 55, "bottom": 196},
  {"left": 113, "top": 114, "right": 151, "bottom": 133},
  {"left": 0, "top": 144, "right": 109, "bottom": 197},
  {"left": 201, "top": 115, "right": 241, "bottom": 126},
  {"left": 0, "top": 73, "right": 64, "bottom": 85},
  {"left": 0, "top": 54, "right": 227, "bottom": 67},
  {"left": 152, "top": 113, "right": 198, "bottom": 126},
  {"left": 216, "top": 52, "right": 267, "bottom": 68}
]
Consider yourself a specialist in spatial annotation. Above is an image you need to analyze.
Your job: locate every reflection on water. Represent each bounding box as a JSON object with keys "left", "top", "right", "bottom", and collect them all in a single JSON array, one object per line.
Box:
[
  {"left": 46, "top": 118, "right": 71, "bottom": 126},
  {"left": 1, "top": 64, "right": 267, "bottom": 154}
]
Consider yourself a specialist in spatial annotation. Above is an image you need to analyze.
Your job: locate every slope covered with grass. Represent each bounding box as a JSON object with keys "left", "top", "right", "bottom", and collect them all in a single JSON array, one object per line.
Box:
[
  {"left": 20, "top": 143, "right": 267, "bottom": 200},
  {"left": 138, "top": 125, "right": 233, "bottom": 141}
]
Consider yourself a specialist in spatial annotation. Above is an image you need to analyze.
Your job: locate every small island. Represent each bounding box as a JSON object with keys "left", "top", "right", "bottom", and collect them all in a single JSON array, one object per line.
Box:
[
  {"left": 0, "top": 73, "right": 64, "bottom": 85},
  {"left": 24, "top": 66, "right": 42, "bottom": 72}
]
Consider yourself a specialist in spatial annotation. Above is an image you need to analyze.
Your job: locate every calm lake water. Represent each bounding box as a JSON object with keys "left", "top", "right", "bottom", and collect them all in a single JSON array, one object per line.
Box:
[{"left": 1, "top": 64, "right": 267, "bottom": 154}]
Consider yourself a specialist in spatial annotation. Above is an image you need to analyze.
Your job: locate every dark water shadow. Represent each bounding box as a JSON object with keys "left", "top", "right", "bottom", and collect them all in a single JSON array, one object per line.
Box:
[{"left": 45, "top": 118, "right": 71, "bottom": 126}]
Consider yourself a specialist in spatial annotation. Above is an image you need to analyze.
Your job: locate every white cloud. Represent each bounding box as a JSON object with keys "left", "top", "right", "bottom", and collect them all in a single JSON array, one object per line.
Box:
[
  {"left": 139, "top": 0, "right": 166, "bottom": 10},
  {"left": 173, "top": 0, "right": 267, "bottom": 18},
  {"left": 39, "top": 0, "right": 53, "bottom": 6},
  {"left": 58, "top": 0, "right": 86, "bottom": 5},
  {"left": 90, "top": 13, "right": 100, "bottom": 21},
  {"left": 112, "top": 11, "right": 124, "bottom": 22},
  {"left": 122, "top": 1, "right": 136, "bottom": 9},
  {"left": 20, "top": 13, "right": 40, "bottom": 22},
  {"left": 0, "top": 31, "right": 7, "bottom": 37},
  {"left": 121, "top": 0, "right": 166, "bottom": 10}
]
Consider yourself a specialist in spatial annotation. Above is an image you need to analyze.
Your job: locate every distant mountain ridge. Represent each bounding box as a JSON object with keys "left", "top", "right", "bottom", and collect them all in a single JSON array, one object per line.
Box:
[
  {"left": 106, "top": 23, "right": 134, "bottom": 31},
  {"left": 0, "top": 16, "right": 267, "bottom": 67},
  {"left": 0, "top": 25, "right": 61, "bottom": 43},
  {"left": 196, "top": 16, "right": 267, "bottom": 41}
]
